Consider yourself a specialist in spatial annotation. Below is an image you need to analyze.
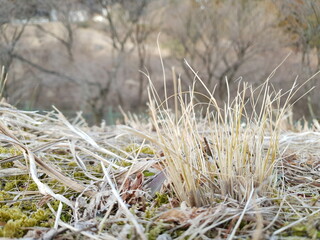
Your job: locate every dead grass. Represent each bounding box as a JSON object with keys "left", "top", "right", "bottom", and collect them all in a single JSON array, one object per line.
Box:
[{"left": 0, "top": 67, "right": 320, "bottom": 238}]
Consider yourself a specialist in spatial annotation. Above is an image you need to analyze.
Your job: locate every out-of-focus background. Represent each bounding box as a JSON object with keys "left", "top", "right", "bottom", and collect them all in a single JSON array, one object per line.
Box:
[{"left": 0, "top": 0, "right": 319, "bottom": 124}]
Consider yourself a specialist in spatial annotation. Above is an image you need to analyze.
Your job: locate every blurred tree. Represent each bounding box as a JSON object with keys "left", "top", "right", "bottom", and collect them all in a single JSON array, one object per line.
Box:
[
  {"left": 0, "top": 0, "right": 36, "bottom": 97},
  {"left": 84, "top": 0, "right": 160, "bottom": 123},
  {"left": 0, "top": 0, "right": 81, "bottom": 102},
  {"left": 166, "top": 0, "right": 278, "bottom": 100},
  {"left": 275, "top": 0, "right": 320, "bottom": 74},
  {"left": 274, "top": 0, "right": 320, "bottom": 119},
  {"left": 132, "top": 7, "right": 161, "bottom": 106},
  {"left": 34, "top": 0, "right": 86, "bottom": 61}
]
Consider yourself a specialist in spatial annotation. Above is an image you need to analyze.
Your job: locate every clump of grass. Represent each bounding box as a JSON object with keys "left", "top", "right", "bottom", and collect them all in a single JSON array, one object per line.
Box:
[{"left": 144, "top": 64, "right": 313, "bottom": 207}]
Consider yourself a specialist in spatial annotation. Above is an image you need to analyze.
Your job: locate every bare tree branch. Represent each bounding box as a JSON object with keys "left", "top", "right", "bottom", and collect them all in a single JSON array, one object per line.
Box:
[{"left": 12, "top": 53, "right": 80, "bottom": 84}]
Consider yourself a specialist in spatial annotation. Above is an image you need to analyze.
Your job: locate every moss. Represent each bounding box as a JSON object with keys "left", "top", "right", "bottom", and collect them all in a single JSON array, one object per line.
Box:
[
  {"left": 140, "top": 146, "right": 156, "bottom": 155},
  {"left": 119, "top": 144, "right": 156, "bottom": 167},
  {"left": 67, "top": 161, "right": 77, "bottom": 167},
  {"left": 50, "top": 200, "right": 60, "bottom": 211},
  {"left": 0, "top": 206, "right": 51, "bottom": 237},
  {"left": 0, "top": 162, "right": 14, "bottom": 169},
  {"left": 291, "top": 225, "right": 308, "bottom": 237},
  {"left": 2, "top": 175, "right": 31, "bottom": 191},
  {"left": 47, "top": 179, "right": 67, "bottom": 194},
  {"left": 50, "top": 200, "right": 72, "bottom": 222},
  {"left": 147, "top": 222, "right": 165, "bottom": 240},
  {"left": 0, "top": 191, "right": 12, "bottom": 204},
  {"left": 124, "top": 144, "right": 156, "bottom": 155},
  {"left": 3, "top": 181, "right": 16, "bottom": 192},
  {"left": 0, "top": 146, "right": 22, "bottom": 156},
  {"left": 306, "top": 213, "right": 320, "bottom": 239},
  {"left": 144, "top": 206, "right": 167, "bottom": 240},
  {"left": 0, "top": 146, "right": 23, "bottom": 169},
  {"left": 13, "top": 201, "right": 37, "bottom": 211},
  {"left": 144, "top": 207, "right": 156, "bottom": 220},
  {"left": 60, "top": 212, "right": 72, "bottom": 223},
  {"left": 119, "top": 160, "right": 132, "bottom": 167},
  {"left": 289, "top": 220, "right": 320, "bottom": 238},
  {"left": 1, "top": 220, "right": 24, "bottom": 238},
  {"left": 31, "top": 209, "right": 51, "bottom": 227},
  {"left": 87, "top": 163, "right": 103, "bottom": 174},
  {"left": 73, "top": 171, "right": 86, "bottom": 180},
  {"left": 26, "top": 182, "right": 38, "bottom": 191},
  {"left": 0, "top": 206, "right": 25, "bottom": 222},
  {"left": 154, "top": 192, "right": 169, "bottom": 208}
]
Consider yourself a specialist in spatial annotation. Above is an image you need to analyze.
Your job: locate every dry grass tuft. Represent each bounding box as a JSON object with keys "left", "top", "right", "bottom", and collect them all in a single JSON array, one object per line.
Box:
[{"left": 143, "top": 65, "right": 303, "bottom": 206}]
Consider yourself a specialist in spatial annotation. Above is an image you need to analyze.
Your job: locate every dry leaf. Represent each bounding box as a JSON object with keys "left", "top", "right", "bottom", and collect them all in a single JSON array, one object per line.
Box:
[
  {"left": 159, "top": 207, "right": 208, "bottom": 225},
  {"left": 121, "top": 172, "right": 145, "bottom": 206},
  {"left": 159, "top": 209, "right": 188, "bottom": 224}
]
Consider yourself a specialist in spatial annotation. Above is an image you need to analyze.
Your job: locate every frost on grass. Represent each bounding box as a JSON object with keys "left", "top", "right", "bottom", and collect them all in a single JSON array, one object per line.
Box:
[{"left": 0, "top": 72, "right": 320, "bottom": 238}]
